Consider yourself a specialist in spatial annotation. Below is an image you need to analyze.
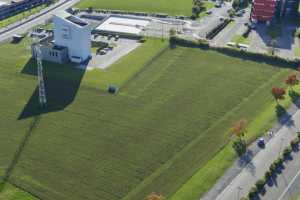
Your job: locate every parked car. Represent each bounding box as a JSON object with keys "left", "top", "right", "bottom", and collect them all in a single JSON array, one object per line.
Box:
[
  {"left": 226, "top": 42, "right": 236, "bottom": 47},
  {"left": 99, "top": 50, "right": 107, "bottom": 55},
  {"left": 257, "top": 138, "right": 265, "bottom": 148}
]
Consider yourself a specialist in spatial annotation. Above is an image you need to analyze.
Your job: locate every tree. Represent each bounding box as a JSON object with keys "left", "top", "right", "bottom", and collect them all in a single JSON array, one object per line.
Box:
[
  {"left": 193, "top": 0, "right": 205, "bottom": 7},
  {"left": 232, "top": 137, "right": 247, "bottom": 156},
  {"left": 146, "top": 193, "right": 165, "bottom": 200},
  {"left": 271, "top": 87, "right": 286, "bottom": 103},
  {"left": 232, "top": 0, "right": 240, "bottom": 10},
  {"left": 192, "top": 5, "right": 201, "bottom": 18},
  {"left": 169, "top": 28, "right": 176, "bottom": 37},
  {"left": 231, "top": 118, "right": 247, "bottom": 137},
  {"left": 87, "top": 6, "right": 93, "bottom": 13},
  {"left": 231, "top": 119, "right": 248, "bottom": 156},
  {"left": 285, "top": 74, "right": 299, "bottom": 91}
]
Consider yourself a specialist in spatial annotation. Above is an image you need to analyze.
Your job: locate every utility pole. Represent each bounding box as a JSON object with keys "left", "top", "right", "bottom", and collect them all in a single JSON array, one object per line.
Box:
[{"left": 34, "top": 43, "right": 47, "bottom": 108}]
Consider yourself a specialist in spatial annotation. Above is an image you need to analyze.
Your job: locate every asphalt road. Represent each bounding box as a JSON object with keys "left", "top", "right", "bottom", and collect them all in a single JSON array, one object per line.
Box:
[
  {"left": 261, "top": 144, "right": 300, "bottom": 200},
  {"left": 214, "top": 109, "right": 300, "bottom": 200},
  {"left": 0, "top": 0, "right": 80, "bottom": 42}
]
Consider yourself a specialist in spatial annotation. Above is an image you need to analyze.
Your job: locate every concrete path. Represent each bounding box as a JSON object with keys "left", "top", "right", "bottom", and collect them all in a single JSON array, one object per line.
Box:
[{"left": 203, "top": 100, "right": 300, "bottom": 200}]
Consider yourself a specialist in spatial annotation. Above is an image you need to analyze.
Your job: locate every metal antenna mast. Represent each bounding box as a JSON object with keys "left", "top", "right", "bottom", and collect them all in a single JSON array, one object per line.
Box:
[{"left": 34, "top": 43, "right": 47, "bottom": 108}]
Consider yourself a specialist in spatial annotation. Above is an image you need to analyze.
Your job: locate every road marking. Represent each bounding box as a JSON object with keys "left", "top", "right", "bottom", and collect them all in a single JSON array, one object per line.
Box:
[{"left": 278, "top": 165, "right": 300, "bottom": 200}]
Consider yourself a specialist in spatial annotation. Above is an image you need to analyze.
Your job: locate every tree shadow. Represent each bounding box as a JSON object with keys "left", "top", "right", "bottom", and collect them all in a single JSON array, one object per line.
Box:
[
  {"left": 276, "top": 104, "right": 294, "bottom": 126},
  {"left": 289, "top": 90, "right": 300, "bottom": 108},
  {"left": 237, "top": 150, "right": 257, "bottom": 175},
  {"left": 18, "top": 58, "right": 86, "bottom": 119},
  {"left": 238, "top": 150, "right": 254, "bottom": 167}
]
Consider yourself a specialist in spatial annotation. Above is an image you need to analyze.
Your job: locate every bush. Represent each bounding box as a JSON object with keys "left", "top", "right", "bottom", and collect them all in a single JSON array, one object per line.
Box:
[
  {"left": 232, "top": 137, "right": 247, "bottom": 156},
  {"left": 269, "top": 163, "right": 277, "bottom": 173},
  {"left": 264, "top": 170, "right": 272, "bottom": 181},
  {"left": 107, "top": 85, "right": 118, "bottom": 94},
  {"left": 297, "top": 132, "right": 300, "bottom": 139},
  {"left": 169, "top": 36, "right": 209, "bottom": 48},
  {"left": 274, "top": 158, "right": 283, "bottom": 169},
  {"left": 248, "top": 186, "right": 258, "bottom": 199},
  {"left": 283, "top": 146, "right": 292, "bottom": 158},
  {"left": 255, "top": 179, "right": 265, "bottom": 192},
  {"left": 291, "top": 138, "right": 299, "bottom": 150},
  {"left": 139, "top": 37, "right": 146, "bottom": 43}
]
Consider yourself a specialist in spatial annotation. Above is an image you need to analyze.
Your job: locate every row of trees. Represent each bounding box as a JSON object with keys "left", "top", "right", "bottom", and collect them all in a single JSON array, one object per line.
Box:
[
  {"left": 232, "top": 73, "right": 300, "bottom": 156},
  {"left": 271, "top": 74, "right": 299, "bottom": 104}
]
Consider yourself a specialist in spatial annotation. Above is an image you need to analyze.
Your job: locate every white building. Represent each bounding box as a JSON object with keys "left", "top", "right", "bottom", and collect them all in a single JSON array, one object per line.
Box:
[
  {"left": 53, "top": 11, "right": 91, "bottom": 63},
  {"left": 95, "top": 15, "right": 150, "bottom": 37}
]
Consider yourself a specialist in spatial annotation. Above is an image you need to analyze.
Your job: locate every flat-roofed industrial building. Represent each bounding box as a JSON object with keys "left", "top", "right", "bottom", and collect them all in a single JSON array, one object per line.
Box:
[{"left": 94, "top": 15, "right": 150, "bottom": 38}]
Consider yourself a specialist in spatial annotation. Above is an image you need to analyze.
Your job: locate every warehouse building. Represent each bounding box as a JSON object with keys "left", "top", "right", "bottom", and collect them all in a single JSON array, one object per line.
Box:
[
  {"left": 0, "top": 0, "right": 51, "bottom": 20},
  {"left": 94, "top": 15, "right": 150, "bottom": 38}
]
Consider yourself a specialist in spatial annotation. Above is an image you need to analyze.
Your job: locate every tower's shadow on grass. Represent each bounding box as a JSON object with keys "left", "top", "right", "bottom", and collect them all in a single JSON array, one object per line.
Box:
[{"left": 18, "top": 58, "right": 86, "bottom": 119}]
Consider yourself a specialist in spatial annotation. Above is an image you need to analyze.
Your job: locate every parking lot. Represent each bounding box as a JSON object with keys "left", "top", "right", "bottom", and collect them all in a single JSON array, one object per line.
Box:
[{"left": 84, "top": 36, "right": 141, "bottom": 70}]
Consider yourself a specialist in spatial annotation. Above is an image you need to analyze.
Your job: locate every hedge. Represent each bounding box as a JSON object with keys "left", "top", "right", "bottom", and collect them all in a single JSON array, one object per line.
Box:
[{"left": 169, "top": 36, "right": 299, "bottom": 69}]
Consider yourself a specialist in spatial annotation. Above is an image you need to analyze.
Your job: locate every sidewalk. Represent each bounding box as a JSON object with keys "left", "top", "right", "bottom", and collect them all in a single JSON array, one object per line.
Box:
[{"left": 202, "top": 100, "right": 300, "bottom": 200}]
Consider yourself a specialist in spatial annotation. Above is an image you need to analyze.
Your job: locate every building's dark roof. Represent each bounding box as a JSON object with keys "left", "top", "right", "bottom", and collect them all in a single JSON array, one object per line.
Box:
[
  {"left": 66, "top": 16, "right": 88, "bottom": 27},
  {"left": 53, "top": 45, "right": 67, "bottom": 51}
]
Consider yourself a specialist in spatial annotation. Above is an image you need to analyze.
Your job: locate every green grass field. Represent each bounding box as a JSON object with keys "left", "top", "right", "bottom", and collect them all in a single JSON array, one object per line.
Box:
[
  {"left": 0, "top": 37, "right": 296, "bottom": 200},
  {"left": 231, "top": 34, "right": 251, "bottom": 44},
  {"left": 76, "top": 0, "right": 207, "bottom": 16},
  {"left": 0, "top": 184, "right": 37, "bottom": 200}
]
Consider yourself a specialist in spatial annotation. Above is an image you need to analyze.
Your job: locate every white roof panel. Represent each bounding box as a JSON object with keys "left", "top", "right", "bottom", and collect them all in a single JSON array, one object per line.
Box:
[{"left": 96, "top": 16, "right": 150, "bottom": 35}]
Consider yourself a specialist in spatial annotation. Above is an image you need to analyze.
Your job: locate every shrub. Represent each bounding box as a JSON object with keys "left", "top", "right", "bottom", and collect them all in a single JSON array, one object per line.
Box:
[
  {"left": 297, "top": 132, "right": 300, "bottom": 139},
  {"left": 291, "top": 138, "right": 299, "bottom": 150},
  {"left": 248, "top": 186, "right": 257, "bottom": 199},
  {"left": 283, "top": 146, "right": 292, "bottom": 158},
  {"left": 108, "top": 85, "right": 118, "bottom": 94},
  {"left": 139, "top": 37, "right": 147, "bottom": 43},
  {"left": 273, "top": 158, "right": 283, "bottom": 170},
  {"left": 232, "top": 137, "right": 247, "bottom": 156},
  {"left": 269, "top": 163, "right": 277, "bottom": 173},
  {"left": 264, "top": 170, "right": 272, "bottom": 181},
  {"left": 255, "top": 179, "right": 265, "bottom": 192}
]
